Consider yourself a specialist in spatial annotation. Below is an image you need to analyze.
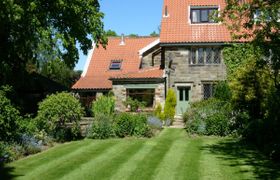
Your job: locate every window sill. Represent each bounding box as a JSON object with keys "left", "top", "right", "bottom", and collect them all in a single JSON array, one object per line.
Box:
[{"left": 189, "top": 64, "right": 221, "bottom": 66}]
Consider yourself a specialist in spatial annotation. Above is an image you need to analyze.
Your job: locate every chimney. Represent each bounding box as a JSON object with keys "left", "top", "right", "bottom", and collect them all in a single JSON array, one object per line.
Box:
[{"left": 120, "top": 34, "right": 125, "bottom": 46}]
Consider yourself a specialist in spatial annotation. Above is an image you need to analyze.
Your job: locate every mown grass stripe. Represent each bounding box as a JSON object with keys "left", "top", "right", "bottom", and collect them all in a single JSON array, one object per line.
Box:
[
  {"left": 10, "top": 140, "right": 90, "bottom": 176},
  {"left": 174, "top": 137, "right": 203, "bottom": 180},
  {"left": 127, "top": 128, "right": 179, "bottom": 180},
  {"left": 16, "top": 139, "right": 120, "bottom": 180},
  {"left": 153, "top": 129, "right": 190, "bottom": 180},
  {"left": 90, "top": 140, "right": 146, "bottom": 179},
  {"left": 110, "top": 140, "right": 158, "bottom": 180},
  {"left": 60, "top": 139, "right": 140, "bottom": 180}
]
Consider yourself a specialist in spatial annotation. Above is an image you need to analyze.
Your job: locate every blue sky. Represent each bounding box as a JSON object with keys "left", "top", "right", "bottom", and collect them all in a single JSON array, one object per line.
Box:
[{"left": 75, "top": 0, "right": 163, "bottom": 70}]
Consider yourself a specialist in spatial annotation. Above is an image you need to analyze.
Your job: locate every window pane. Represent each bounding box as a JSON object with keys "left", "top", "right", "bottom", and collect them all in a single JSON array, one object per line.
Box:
[
  {"left": 127, "top": 89, "right": 155, "bottom": 107},
  {"left": 179, "top": 89, "right": 183, "bottom": 101},
  {"left": 185, "top": 88, "right": 189, "bottom": 101},
  {"left": 203, "top": 84, "right": 212, "bottom": 99},
  {"left": 198, "top": 48, "right": 204, "bottom": 64},
  {"left": 206, "top": 48, "right": 212, "bottom": 64},
  {"left": 190, "top": 48, "right": 196, "bottom": 64},
  {"left": 110, "top": 61, "right": 121, "bottom": 70},
  {"left": 201, "top": 10, "right": 208, "bottom": 22},
  {"left": 213, "top": 48, "right": 221, "bottom": 64},
  {"left": 192, "top": 10, "right": 200, "bottom": 23}
]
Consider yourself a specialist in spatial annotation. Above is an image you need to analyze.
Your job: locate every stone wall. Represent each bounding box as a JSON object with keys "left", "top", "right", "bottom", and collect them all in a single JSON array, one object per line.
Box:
[
  {"left": 164, "top": 46, "right": 227, "bottom": 102},
  {"left": 112, "top": 85, "right": 127, "bottom": 112},
  {"left": 141, "top": 47, "right": 161, "bottom": 68}
]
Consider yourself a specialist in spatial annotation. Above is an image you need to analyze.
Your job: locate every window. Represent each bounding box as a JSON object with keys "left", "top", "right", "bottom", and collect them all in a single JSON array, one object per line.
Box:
[
  {"left": 190, "top": 47, "right": 221, "bottom": 65},
  {"left": 203, "top": 83, "right": 215, "bottom": 99},
  {"left": 127, "top": 89, "right": 155, "bottom": 107},
  {"left": 109, "top": 60, "right": 122, "bottom": 70},
  {"left": 191, "top": 7, "right": 218, "bottom": 23}
]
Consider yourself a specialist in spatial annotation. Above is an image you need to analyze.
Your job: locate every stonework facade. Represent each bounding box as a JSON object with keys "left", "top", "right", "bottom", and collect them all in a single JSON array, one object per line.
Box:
[{"left": 164, "top": 46, "right": 227, "bottom": 102}]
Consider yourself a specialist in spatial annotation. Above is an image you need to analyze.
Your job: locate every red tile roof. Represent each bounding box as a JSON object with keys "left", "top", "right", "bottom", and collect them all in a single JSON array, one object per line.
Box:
[
  {"left": 72, "top": 37, "right": 159, "bottom": 90},
  {"left": 110, "top": 67, "right": 164, "bottom": 80},
  {"left": 160, "top": 0, "right": 240, "bottom": 43}
]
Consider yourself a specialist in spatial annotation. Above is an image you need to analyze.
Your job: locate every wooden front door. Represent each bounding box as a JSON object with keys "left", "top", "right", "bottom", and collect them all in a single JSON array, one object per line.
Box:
[{"left": 176, "top": 86, "right": 191, "bottom": 116}]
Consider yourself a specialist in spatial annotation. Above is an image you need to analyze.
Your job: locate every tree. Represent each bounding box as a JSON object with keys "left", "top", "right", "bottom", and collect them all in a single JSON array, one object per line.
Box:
[
  {"left": 0, "top": 0, "right": 107, "bottom": 85},
  {"left": 40, "top": 59, "right": 81, "bottom": 88},
  {"left": 128, "top": 34, "right": 139, "bottom": 37},
  {"left": 106, "top": 30, "right": 118, "bottom": 37},
  {"left": 150, "top": 31, "right": 159, "bottom": 37},
  {"left": 220, "top": 0, "right": 280, "bottom": 89}
]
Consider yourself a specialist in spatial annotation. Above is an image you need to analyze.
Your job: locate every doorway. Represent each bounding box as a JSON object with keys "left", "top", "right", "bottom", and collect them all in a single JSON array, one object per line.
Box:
[{"left": 176, "top": 86, "right": 191, "bottom": 116}]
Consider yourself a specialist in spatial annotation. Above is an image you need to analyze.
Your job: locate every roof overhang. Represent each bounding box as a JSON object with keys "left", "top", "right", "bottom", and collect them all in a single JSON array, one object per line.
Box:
[{"left": 139, "top": 38, "right": 160, "bottom": 55}]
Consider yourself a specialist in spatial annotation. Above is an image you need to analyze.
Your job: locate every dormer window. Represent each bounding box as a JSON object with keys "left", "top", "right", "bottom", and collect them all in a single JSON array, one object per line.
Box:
[
  {"left": 109, "top": 60, "right": 122, "bottom": 70},
  {"left": 191, "top": 7, "right": 218, "bottom": 24}
]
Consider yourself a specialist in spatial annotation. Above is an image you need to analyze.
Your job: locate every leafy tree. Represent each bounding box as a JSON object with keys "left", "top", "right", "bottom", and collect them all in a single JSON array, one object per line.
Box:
[
  {"left": 150, "top": 31, "right": 159, "bottom": 37},
  {"left": 128, "top": 34, "right": 139, "bottom": 37},
  {"left": 0, "top": 0, "right": 107, "bottom": 85},
  {"left": 40, "top": 59, "right": 81, "bottom": 88},
  {"left": 106, "top": 29, "right": 118, "bottom": 37}
]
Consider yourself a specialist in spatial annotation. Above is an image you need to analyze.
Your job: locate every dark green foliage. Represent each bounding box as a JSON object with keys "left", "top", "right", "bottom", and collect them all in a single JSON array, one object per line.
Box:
[
  {"left": 0, "top": 93, "right": 22, "bottom": 141},
  {"left": 213, "top": 81, "right": 232, "bottom": 101},
  {"left": 87, "top": 114, "right": 115, "bottom": 139},
  {"left": 0, "top": 0, "right": 107, "bottom": 86},
  {"left": 184, "top": 98, "right": 233, "bottom": 136},
  {"left": 40, "top": 59, "right": 81, "bottom": 88},
  {"left": 114, "top": 113, "right": 152, "bottom": 138},
  {"left": 123, "top": 97, "right": 146, "bottom": 112},
  {"left": 36, "top": 92, "right": 84, "bottom": 142},
  {"left": 92, "top": 95, "right": 115, "bottom": 116},
  {"left": 164, "top": 89, "right": 177, "bottom": 121},
  {"left": 106, "top": 30, "right": 118, "bottom": 37}
]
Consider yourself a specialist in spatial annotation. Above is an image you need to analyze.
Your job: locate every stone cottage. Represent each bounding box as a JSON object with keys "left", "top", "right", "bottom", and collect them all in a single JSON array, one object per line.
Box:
[{"left": 72, "top": 0, "right": 236, "bottom": 116}]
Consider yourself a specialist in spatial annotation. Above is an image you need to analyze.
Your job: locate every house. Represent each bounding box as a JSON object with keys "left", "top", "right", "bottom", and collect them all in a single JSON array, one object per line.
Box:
[{"left": 72, "top": 0, "right": 237, "bottom": 116}]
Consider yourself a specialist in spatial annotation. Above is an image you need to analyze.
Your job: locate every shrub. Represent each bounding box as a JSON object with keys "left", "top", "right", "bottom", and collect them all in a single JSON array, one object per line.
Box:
[
  {"left": 92, "top": 95, "right": 115, "bottom": 116},
  {"left": 114, "top": 113, "right": 152, "bottom": 138},
  {"left": 213, "top": 81, "right": 232, "bottom": 101},
  {"left": 36, "top": 92, "right": 84, "bottom": 142},
  {"left": 154, "top": 103, "right": 165, "bottom": 120},
  {"left": 164, "top": 89, "right": 177, "bottom": 122},
  {"left": 0, "top": 93, "right": 22, "bottom": 141},
  {"left": 123, "top": 97, "right": 146, "bottom": 112},
  {"left": 87, "top": 114, "right": 115, "bottom": 139},
  {"left": 184, "top": 98, "right": 233, "bottom": 136},
  {"left": 0, "top": 141, "right": 24, "bottom": 163}
]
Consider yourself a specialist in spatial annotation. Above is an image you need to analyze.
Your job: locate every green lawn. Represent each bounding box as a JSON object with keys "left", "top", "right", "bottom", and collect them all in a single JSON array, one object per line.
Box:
[{"left": 2, "top": 128, "right": 279, "bottom": 180}]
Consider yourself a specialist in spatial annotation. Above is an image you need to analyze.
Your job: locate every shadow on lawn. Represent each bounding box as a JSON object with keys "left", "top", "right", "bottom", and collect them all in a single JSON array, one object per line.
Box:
[
  {"left": 0, "top": 163, "right": 19, "bottom": 180},
  {"left": 202, "top": 139, "right": 280, "bottom": 180}
]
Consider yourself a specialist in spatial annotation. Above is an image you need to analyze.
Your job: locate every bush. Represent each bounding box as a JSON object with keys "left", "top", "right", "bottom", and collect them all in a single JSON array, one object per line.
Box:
[
  {"left": 0, "top": 141, "right": 24, "bottom": 163},
  {"left": 164, "top": 89, "right": 176, "bottom": 122},
  {"left": 92, "top": 95, "right": 115, "bottom": 116},
  {"left": 36, "top": 92, "right": 84, "bottom": 142},
  {"left": 123, "top": 97, "right": 146, "bottom": 112},
  {"left": 114, "top": 113, "right": 152, "bottom": 138},
  {"left": 213, "top": 81, "right": 232, "bottom": 101},
  {"left": 87, "top": 114, "right": 115, "bottom": 139},
  {"left": 154, "top": 103, "right": 165, "bottom": 120},
  {"left": 0, "top": 93, "right": 22, "bottom": 141},
  {"left": 184, "top": 98, "right": 234, "bottom": 136}
]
